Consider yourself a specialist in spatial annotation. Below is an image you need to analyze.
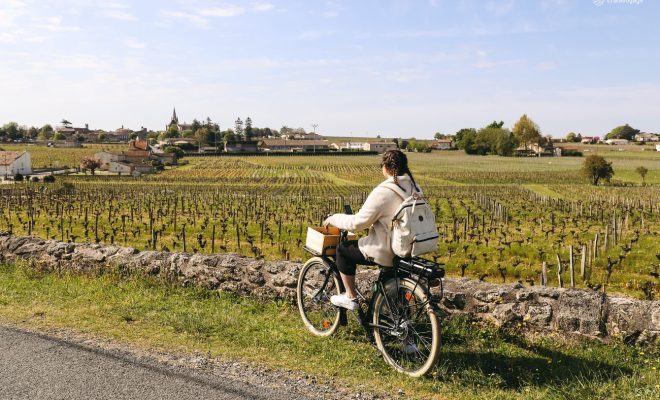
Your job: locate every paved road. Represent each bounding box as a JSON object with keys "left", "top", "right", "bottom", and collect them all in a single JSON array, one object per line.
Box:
[{"left": 0, "top": 326, "right": 315, "bottom": 400}]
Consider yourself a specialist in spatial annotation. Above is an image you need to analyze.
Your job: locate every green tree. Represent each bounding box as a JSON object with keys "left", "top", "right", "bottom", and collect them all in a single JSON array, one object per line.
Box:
[
  {"left": 434, "top": 132, "right": 445, "bottom": 140},
  {"left": 455, "top": 128, "right": 477, "bottom": 150},
  {"left": 195, "top": 127, "right": 209, "bottom": 147},
  {"left": 53, "top": 132, "right": 66, "bottom": 140},
  {"left": 636, "top": 166, "right": 648, "bottom": 186},
  {"left": 181, "top": 129, "right": 194, "bottom": 138},
  {"left": 605, "top": 124, "right": 639, "bottom": 140},
  {"left": 39, "top": 124, "right": 54, "bottom": 140},
  {"left": 245, "top": 117, "right": 253, "bottom": 141},
  {"left": 566, "top": 132, "right": 577, "bottom": 142},
  {"left": 512, "top": 114, "right": 541, "bottom": 149},
  {"left": 486, "top": 121, "right": 505, "bottom": 129},
  {"left": 163, "top": 146, "right": 184, "bottom": 158},
  {"left": 223, "top": 130, "right": 236, "bottom": 143},
  {"left": 581, "top": 155, "right": 614, "bottom": 185},
  {"left": 61, "top": 119, "right": 72, "bottom": 128},
  {"left": 162, "top": 125, "right": 179, "bottom": 139},
  {"left": 235, "top": 118, "right": 244, "bottom": 140}
]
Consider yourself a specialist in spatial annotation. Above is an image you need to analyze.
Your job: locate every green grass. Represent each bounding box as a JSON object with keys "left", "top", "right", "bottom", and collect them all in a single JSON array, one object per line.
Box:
[{"left": 0, "top": 262, "right": 658, "bottom": 400}]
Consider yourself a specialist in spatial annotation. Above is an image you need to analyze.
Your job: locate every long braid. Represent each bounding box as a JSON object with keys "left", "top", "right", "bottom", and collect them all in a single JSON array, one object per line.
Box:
[{"left": 381, "top": 149, "right": 418, "bottom": 192}]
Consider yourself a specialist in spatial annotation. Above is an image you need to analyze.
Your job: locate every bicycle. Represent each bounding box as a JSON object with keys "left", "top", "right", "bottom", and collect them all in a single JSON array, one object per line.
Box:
[{"left": 296, "top": 208, "right": 445, "bottom": 377}]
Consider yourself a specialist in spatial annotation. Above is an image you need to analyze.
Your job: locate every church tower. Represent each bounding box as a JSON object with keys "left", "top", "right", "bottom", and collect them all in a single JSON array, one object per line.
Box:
[{"left": 170, "top": 108, "right": 179, "bottom": 125}]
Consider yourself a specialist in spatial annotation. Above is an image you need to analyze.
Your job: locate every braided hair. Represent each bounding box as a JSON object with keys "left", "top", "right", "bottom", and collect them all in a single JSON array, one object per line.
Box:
[{"left": 381, "top": 149, "right": 419, "bottom": 192}]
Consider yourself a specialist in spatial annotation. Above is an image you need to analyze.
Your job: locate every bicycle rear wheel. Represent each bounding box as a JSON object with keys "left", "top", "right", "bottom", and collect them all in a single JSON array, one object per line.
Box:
[
  {"left": 297, "top": 257, "right": 342, "bottom": 336},
  {"left": 372, "top": 278, "right": 440, "bottom": 377}
]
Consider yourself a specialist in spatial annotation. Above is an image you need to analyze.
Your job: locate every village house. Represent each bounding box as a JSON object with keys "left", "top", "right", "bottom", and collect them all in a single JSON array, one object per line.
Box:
[
  {"left": 635, "top": 132, "right": 659, "bottom": 143},
  {"left": 94, "top": 140, "right": 173, "bottom": 173},
  {"left": 516, "top": 143, "right": 561, "bottom": 157},
  {"left": 429, "top": 139, "right": 454, "bottom": 150},
  {"left": 0, "top": 151, "right": 32, "bottom": 178},
  {"left": 362, "top": 142, "right": 398, "bottom": 154},
  {"left": 258, "top": 139, "right": 330, "bottom": 152},
  {"left": 331, "top": 142, "right": 365, "bottom": 151},
  {"left": 605, "top": 138, "right": 629, "bottom": 145},
  {"left": 223, "top": 140, "right": 259, "bottom": 153},
  {"left": 581, "top": 136, "right": 597, "bottom": 144}
]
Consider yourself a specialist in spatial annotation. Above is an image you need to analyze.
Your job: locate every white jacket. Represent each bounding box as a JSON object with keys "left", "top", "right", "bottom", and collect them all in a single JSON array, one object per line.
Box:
[{"left": 325, "top": 175, "right": 419, "bottom": 267}]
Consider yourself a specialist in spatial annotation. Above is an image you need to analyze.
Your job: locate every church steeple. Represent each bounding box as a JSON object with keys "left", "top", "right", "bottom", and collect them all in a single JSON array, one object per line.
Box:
[{"left": 170, "top": 107, "right": 179, "bottom": 125}]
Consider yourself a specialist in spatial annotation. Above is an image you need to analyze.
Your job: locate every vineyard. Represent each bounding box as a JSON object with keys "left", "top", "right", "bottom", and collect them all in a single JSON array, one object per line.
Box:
[{"left": 1, "top": 150, "right": 658, "bottom": 299}]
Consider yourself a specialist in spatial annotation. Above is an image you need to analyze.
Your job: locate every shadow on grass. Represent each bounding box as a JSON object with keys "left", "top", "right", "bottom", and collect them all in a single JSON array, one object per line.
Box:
[{"left": 435, "top": 319, "right": 634, "bottom": 390}]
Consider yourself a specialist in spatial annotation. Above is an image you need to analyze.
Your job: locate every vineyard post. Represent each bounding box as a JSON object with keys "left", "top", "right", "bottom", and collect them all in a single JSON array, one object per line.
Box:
[
  {"left": 569, "top": 245, "right": 575, "bottom": 288},
  {"left": 541, "top": 262, "right": 547, "bottom": 287},
  {"left": 211, "top": 224, "right": 216, "bottom": 253},
  {"left": 236, "top": 223, "right": 241, "bottom": 249},
  {"left": 556, "top": 254, "right": 563, "bottom": 288},
  {"left": 182, "top": 225, "right": 187, "bottom": 253},
  {"left": 594, "top": 233, "right": 599, "bottom": 258},
  {"left": 604, "top": 226, "right": 609, "bottom": 251},
  {"left": 580, "top": 245, "right": 586, "bottom": 280}
]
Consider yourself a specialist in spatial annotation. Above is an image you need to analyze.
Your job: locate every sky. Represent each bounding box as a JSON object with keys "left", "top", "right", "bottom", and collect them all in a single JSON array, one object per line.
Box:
[{"left": 0, "top": 0, "right": 658, "bottom": 138}]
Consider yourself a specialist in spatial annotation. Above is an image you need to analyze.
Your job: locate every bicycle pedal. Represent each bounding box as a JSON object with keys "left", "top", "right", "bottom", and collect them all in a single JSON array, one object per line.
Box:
[{"left": 339, "top": 309, "right": 348, "bottom": 326}]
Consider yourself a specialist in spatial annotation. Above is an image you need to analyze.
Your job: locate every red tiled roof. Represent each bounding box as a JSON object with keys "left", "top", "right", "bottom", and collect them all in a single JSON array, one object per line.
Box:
[{"left": 0, "top": 151, "right": 26, "bottom": 166}]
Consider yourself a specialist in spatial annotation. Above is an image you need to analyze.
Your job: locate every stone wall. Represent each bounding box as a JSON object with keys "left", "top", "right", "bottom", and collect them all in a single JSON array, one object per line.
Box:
[{"left": 0, "top": 233, "right": 657, "bottom": 344}]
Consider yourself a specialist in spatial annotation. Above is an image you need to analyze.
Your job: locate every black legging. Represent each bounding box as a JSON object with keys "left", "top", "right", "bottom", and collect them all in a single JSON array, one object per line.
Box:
[{"left": 336, "top": 240, "right": 374, "bottom": 276}]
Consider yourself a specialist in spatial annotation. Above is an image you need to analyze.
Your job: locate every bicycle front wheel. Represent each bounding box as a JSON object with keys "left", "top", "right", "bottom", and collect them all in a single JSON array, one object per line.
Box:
[
  {"left": 297, "top": 257, "right": 341, "bottom": 336},
  {"left": 372, "top": 278, "right": 440, "bottom": 377}
]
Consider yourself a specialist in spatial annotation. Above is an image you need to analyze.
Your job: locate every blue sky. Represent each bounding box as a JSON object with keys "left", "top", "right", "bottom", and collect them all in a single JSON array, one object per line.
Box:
[{"left": 0, "top": 0, "right": 657, "bottom": 138}]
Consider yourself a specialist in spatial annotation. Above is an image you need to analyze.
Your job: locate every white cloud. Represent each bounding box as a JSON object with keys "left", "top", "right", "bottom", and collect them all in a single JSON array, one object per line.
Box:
[
  {"left": 126, "top": 38, "right": 146, "bottom": 49},
  {"left": 32, "top": 16, "right": 80, "bottom": 32},
  {"left": 101, "top": 9, "right": 137, "bottom": 21},
  {"left": 199, "top": 5, "right": 245, "bottom": 17},
  {"left": 252, "top": 3, "right": 274, "bottom": 12},
  {"left": 161, "top": 10, "right": 209, "bottom": 27}
]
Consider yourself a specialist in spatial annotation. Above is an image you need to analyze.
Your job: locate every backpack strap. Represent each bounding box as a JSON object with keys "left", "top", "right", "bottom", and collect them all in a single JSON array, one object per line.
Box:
[{"left": 381, "top": 183, "right": 407, "bottom": 201}]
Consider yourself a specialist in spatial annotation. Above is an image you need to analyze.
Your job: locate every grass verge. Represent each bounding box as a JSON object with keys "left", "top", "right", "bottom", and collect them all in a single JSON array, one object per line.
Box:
[{"left": 0, "top": 262, "right": 658, "bottom": 400}]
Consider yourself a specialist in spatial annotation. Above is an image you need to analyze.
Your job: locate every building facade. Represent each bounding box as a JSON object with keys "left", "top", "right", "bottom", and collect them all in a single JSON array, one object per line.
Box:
[{"left": 0, "top": 151, "right": 32, "bottom": 178}]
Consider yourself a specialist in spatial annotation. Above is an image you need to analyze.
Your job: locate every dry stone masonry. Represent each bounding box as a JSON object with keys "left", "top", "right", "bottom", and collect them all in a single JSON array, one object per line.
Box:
[{"left": 0, "top": 233, "right": 657, "bottom": 344}]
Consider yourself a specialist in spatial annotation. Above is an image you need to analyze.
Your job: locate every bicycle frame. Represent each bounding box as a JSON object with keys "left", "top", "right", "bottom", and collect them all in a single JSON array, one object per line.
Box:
[{"left": 302, "top": 242, "right": 444, "bottom": 333}]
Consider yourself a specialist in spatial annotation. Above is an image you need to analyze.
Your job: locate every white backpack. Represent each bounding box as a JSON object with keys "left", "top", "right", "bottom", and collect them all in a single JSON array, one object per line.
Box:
[{"left": 386, "top": 184, "right": 439, "bottom": 258}]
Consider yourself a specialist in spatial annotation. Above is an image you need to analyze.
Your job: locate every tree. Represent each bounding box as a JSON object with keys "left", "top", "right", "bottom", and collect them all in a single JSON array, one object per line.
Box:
[
  {"left": 61, "top": 119, "right": 72, "bottom": 128},
  {"left": 455, "top": 128, "right": 476, "bottom": 149},
  {"left": 434, "top": 132, "right": 444, "bottom": 140},
  {"left": 223, "top": 130, "right": 236, "bottom": 143},
  {"left": 163, "top": 146, "right": 184, "bottom": 159},
  {"left": 606, "top": 124, "right": 639, "bottom": 140},
  {"left": 80, "top": 158, "right": 101, "bottom": 175},
  {"left": 581, "top": 155, "right": 614, "bottom": 185},
  {"left": 53, "top": 132, "right": 66, "bottom": 140},
  {"left": 636, "top": 166, "right": 648, "bottom": 186},
  {"left": 181, "top": 129, "right": 194, "bottom": 138},
  {"left": 39, "top": 124, "right": 53, "bottom": 140},
  {"left": 566, "top": 132, "right": 577, "bottom": 142},
  {"left": 244, "top": 117, "right": 253, "bottom": 141},
  {"left": 98, "top": 133, "right": 108, "bottom": 141},
  {"left": 162, "top": 125, "right": 179, "bottom": 139},
  {"left": 235, "top": 118, "right": 244, "bottom": 140},
  {"left": 1, "top": 122, "right": 20, "bottom": 140},
  {"left": 512, "top": 114, "right": 541, "bottom": 150},
  {"left": 486, "top": 121, "right": 504, "bottom": 129},
  {"left": 191, "top": 119, "right": 202, "bottom": 134},
  {"left": 195, "top": 127, "right": 209, "bottom": 147}
]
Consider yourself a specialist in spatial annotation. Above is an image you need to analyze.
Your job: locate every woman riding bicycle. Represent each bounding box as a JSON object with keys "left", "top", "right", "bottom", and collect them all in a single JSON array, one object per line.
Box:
[{"left": 324, "top": 149, "right": 421, "bottom": 311}]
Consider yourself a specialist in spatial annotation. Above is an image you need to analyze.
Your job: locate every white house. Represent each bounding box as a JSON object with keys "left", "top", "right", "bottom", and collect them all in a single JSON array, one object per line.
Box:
[
  {"left": 331, "top": 142, "right": 365, "bottom": 151},
  {"left": 656, "top": 144, "right": 660, "bottom": 152},
  {"left": 605, "top": 139, "right": 629, "bottom": 145},
  {"left": 0, "top": 151, "right": 32, "bottom": 178},
  {"left": 635, "top": 132, "right": 659, "bottom": 143},
  {"left": 362, "top": 142, "right": 398, "bottom": 154}
]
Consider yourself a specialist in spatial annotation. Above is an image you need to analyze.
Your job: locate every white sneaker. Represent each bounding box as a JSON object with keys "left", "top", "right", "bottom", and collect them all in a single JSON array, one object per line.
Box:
[{"left": 330, "top": 293, "right": 359, "bottom": 310}]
